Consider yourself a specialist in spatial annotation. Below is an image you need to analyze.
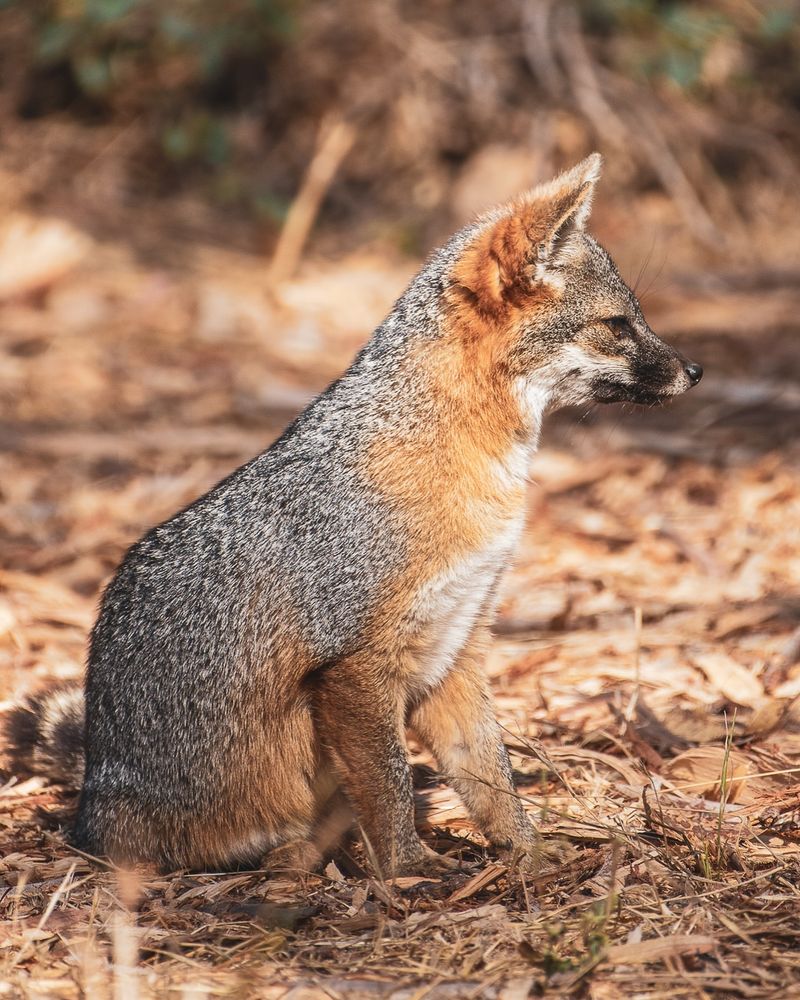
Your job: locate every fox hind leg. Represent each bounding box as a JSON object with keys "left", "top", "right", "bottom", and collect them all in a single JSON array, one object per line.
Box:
[{"left": 310, "top": 653, "right": 444, "bottom": 876}]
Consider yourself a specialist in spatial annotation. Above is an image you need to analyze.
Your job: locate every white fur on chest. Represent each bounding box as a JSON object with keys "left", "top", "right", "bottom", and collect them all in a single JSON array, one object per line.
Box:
[{"left": 408, "top": 512, "right": 525, "bottom": 692}]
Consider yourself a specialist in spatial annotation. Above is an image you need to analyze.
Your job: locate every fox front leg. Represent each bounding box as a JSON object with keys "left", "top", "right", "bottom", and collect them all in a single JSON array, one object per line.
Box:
[
  {"left": 311, "top": 655, "right": 454, "bottom": 877},
  {"left": 409, "top": 628, "right": 562, "bottom": 870}
]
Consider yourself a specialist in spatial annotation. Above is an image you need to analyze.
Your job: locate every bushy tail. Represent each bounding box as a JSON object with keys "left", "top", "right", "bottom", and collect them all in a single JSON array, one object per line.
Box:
[{"left": 5, "top": 687, "right": 85, "bottom": 789}]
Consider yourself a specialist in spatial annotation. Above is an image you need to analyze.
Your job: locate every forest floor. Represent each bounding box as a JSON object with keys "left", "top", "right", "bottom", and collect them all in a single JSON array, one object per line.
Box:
[{"left": 2, "top": 198, "right": 800, "bottom": 999}]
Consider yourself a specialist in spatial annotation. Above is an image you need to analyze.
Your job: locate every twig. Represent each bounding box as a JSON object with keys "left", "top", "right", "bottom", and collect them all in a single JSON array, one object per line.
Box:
[
  {"left": 268, "top": 114, "right": 357, "bottom": 285},
  {"left": 554, "top": 3, "right": 628, "bottom": 148},
  {"left": 624, "top": 606, "right": 643, "bottom": 723},
  {"left": 519, "top": 0, "right": 566, "bottom": 100}
]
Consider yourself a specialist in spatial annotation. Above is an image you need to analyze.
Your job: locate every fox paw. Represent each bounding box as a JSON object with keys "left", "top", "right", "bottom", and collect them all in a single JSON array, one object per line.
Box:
[
  {"left": 264, "top": 839, "right": 323, "bottom": 876},
  {"left": 387, "top": 844, "right": 464, "bottom": 879},
  {"left": 497, "top": 837, "right": 578, "bottom": 874}
]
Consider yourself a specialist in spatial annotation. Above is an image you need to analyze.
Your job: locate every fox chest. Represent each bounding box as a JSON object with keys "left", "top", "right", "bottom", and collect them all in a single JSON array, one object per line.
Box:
[{"left": 402, "top": 513, "right": 525, "bottom": 693}]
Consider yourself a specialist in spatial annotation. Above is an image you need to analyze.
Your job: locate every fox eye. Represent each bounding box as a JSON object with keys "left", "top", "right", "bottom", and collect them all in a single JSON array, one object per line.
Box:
[{"left": 604, "top": 316, "right": 634, "bottom": 340}]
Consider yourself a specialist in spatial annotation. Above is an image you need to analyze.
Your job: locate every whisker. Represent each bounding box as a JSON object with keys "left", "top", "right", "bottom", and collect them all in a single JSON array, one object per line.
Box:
[
  {"left": 632, "top": 235, "right": 656, "bottom": 297},
  {"left": 638, "top": 249, "right": 669, "bottom": 305}
]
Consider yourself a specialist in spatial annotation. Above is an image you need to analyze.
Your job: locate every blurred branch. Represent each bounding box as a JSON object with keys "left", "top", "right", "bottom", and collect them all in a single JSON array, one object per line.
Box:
[
  {"left": 553, "top": 3, "right": 628, "bottom": 149},
  {"left": 624, "top": 99, "right": 722, "bottom": 248},
  {"left": 684, "top": 103, "right": 799, "bottom": 185},
  {"left": 541, "top": 2, "right": 724, "bottom": 248},
  {"left": 268, "top": 113, "right": 357, "bottom": 285},
  {"left": 519, "top": 0, "right": 566, "bottom": 101}
]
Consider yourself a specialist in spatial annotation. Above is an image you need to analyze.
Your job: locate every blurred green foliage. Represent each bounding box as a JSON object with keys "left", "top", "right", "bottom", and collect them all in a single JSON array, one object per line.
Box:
[
  {"left": 33, "top": 0, "right": 295, "bottom": 90},
  {"left": 26, "top": 0, "right": 799, "bottom": 124},
  {"left": 23, "top": 0, "right": 296, "bottom": 169},
  {"left": 7, "top": 0, "right": 798, "bottom": 224},
  {"left": 585, "top": 0, "right": 798, "bottom": 93}
]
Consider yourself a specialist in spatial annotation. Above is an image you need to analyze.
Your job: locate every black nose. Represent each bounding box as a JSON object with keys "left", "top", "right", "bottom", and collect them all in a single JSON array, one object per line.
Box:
[{"left": 685, "top": 362, "right": 703, "bottom": 386}]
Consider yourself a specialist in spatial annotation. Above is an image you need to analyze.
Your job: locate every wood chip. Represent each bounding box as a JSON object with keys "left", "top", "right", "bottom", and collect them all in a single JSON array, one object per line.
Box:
[
  {"left": 447, "top": 863, "right": 505, "bottom": 903},
  {"left": 606, "top": 934, "right": 717, "bottom": 965}
]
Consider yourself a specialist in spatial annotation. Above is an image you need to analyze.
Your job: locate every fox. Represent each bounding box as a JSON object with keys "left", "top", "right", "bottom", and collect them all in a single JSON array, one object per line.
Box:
[{"left": 6, "top": 154, "right": 702, "bottom": 876}]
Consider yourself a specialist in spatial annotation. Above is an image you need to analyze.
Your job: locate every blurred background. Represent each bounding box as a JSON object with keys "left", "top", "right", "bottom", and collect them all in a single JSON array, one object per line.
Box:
[
  {"left": 2, "top": 0, "right": 800, "bottom": 427},
  {"left": 1, "top": 0, "right": 799, "bottom": 441},
  {"left": 1, "top": 0, "right": 799, "bottom": 628}
]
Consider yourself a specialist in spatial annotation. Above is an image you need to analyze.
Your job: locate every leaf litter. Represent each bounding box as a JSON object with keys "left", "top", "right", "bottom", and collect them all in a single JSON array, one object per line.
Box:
[{"left": 1, "top": 214, "right": 800, "bottom": 998}]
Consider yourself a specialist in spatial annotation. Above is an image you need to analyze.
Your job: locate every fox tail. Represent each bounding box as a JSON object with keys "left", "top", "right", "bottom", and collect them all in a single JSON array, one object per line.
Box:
[{"left": 5, "top": 687, "right": 85, "bottom": 789}]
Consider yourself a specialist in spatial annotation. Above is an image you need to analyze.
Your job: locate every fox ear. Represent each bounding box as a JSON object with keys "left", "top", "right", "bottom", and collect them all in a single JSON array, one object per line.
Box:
[
  {"left": 530, "top": 152, "right": 602, "bottom": 256},
  {"left": 453, "top": 153, "right": 602, "bottom": 314}
]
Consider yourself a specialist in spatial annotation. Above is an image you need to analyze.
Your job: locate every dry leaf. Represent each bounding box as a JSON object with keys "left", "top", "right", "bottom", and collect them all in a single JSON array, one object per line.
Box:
[
  {"left": 714, "top": 603, "right": 780, "bottom": 639},
  {"left": 692, "top": 651, "right": 765, "bottom": 707},
  {"left": 406, "top": 903, "right": 507, "bottom": 929},
  {"left": 0, "top": 215, "right": 91, "bottom": 300},
  {"left": 744, "top": 698, "right": 794, "bottom": 737},
  {"left": 388, "top": 875, "right": 441, "bottom": 888},
  {"left": 447, "top": 863, "right": 505, "bottom": 902},
  {"left": 664, "top": 746, "right": 764, "bottom": 804},
  {"left": 658, "top": 704, "right": 735, "bottom": 743}
]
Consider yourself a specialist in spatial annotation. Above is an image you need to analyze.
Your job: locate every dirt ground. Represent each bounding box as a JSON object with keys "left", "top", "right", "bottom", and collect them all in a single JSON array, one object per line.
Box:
[{"left": 2, "top": 189, "right": 800, "bottom": 998}]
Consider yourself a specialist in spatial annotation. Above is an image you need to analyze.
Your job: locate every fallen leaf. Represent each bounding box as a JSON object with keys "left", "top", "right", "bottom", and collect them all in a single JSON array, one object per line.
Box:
[
  {"left": 664, "top": 746, "right": 764, "bottom": 804},
  {"left": 447, "top": 863, "right": 505, "bottom": 902},
  {"left": 388, "top": 876, "right": 442, "bottom": 889},
  {"left": 692, "top": 651, "right": 764, "bottom": 707},
  {"left": 714, "top": 603, "right": 780, "bottom": 640},
  {"left": 743, "top": 698, "right": 794, "bottom": 737}
]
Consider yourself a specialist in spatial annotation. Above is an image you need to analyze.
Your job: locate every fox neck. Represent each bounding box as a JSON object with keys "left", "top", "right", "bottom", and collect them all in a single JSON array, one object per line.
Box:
[
  {"left": 436, "top": 334, "right": 550, "bottom": 437},
  {"left": 362, "top": 335, "right": 545, "bottom": 564},
  {"left": 511, "top": 377, "right": 552, "bottom": 449},
  {"left": 407, "top": 338, "right": 550, "bottom": 497}
]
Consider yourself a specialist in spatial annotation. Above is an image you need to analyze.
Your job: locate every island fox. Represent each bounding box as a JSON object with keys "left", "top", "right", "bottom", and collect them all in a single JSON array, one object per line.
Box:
[{"left": 6, "top": 154, "right": 702, "bottom": 875}]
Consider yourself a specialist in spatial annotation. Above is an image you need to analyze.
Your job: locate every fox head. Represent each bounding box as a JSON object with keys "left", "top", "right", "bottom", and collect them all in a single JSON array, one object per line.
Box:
[{"left": 446, "top": 153, "right": 702, "bottom": 422}]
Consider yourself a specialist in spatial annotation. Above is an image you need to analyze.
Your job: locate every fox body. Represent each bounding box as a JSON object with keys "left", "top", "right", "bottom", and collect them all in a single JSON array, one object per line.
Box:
[{"left": 7, "top": 155, "right": 702, "bottom": 874}]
